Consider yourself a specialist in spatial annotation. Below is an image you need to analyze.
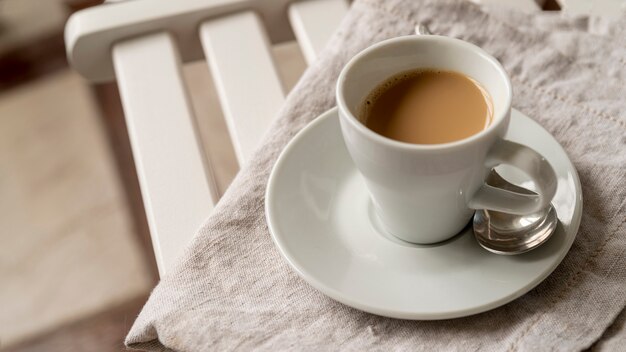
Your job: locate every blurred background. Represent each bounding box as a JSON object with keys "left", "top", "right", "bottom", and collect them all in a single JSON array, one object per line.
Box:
[
  {"left": 0, "top": 0, "right": 306, "bottom": 350},
  {"left": 0, "top": 0, "right": 561, "bottom": 351}
]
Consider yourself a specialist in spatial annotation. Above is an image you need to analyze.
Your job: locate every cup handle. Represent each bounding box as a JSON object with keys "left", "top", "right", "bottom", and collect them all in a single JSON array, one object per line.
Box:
[{"left": 468, "top": 139, "right": 557, "bottom": 215}]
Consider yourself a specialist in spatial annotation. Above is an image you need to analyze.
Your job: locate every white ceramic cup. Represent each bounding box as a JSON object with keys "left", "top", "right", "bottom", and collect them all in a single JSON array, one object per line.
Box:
[{"left": 336, "top": 35, "right": 557, "bottom": 244}]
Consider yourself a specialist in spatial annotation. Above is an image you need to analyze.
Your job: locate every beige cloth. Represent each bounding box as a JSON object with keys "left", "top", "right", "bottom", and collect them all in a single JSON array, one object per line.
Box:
[{"left": 126, "top": 1, "right": 626, "bottom": 350}]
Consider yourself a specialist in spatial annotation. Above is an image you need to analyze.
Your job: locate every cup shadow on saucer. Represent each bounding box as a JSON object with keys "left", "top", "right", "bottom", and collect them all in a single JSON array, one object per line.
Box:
[{"left": 367, "top": 199, "right": 471, "bottom": 249}]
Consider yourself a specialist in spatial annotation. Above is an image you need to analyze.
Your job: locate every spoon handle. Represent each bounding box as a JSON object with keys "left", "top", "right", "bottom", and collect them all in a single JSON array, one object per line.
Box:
[{"left": 415, "top": 24, "right": 433, "bottom": 36}]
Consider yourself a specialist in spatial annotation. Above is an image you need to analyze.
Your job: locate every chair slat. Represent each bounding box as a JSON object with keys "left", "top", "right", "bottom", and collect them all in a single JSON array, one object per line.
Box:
[
  {"left": 288, "top": 0, "right": 349, "bottom": 65},
  {"left": 471, "top": 0, "right": 543, "bottom": 11},
  {"left": 557, "top": 0, "right": 624, "bottom": 16},
  {"left": 556, "top": 0, "right": 591, "bottom": 15},
  {"left": 113, "top": 32, "right": 219, "bottom": 275},
  {"left": 200, "top": 12, "right": 286, "bottom": 164}
]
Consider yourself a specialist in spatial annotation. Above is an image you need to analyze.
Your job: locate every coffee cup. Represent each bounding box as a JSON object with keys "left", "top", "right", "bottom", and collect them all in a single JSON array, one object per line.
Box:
[{"left": 336, "top": 35, "right": 557, "bottom": 244}]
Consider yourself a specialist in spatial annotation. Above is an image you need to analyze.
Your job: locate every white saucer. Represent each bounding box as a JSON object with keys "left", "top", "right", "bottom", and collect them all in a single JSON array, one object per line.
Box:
[{"left": 266, "top": 108, "right": 582, "bottom": 320}]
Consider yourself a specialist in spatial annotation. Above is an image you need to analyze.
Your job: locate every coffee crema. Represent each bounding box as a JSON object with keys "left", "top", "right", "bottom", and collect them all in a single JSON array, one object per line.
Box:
[{"left": 361, "top": 69, "right": 493, "bottom": 145}]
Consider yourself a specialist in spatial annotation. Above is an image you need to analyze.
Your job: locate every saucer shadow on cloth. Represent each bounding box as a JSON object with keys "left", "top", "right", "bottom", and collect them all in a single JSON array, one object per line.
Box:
[{"left": 266, "top": 107, "right": 582, "bottom": 320}]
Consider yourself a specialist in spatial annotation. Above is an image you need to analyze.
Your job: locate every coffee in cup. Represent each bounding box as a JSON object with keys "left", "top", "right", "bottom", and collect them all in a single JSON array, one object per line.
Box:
[{"left": 361, "top": 69, "right": 493, "bottom": 145}]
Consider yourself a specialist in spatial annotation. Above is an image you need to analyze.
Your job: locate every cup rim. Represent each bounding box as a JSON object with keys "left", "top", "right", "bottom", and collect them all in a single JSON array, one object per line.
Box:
[{"left": 336, "top": 35, "right": 512, "bottom": 151}]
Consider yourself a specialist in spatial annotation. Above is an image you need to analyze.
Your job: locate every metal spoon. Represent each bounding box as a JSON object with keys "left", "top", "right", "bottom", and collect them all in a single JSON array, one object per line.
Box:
[
  {"left": 415, "top": 24, "right": 433, "bottom": 36},
  {"left": 473, "top": 170, "right": 558, "bottom": 255},
  {"left": 414, "top": 24, "right": 558, "bottom": 254}
]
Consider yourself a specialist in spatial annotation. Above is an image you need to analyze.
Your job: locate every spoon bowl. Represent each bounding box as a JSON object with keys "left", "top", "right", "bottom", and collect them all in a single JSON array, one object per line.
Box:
[{"left": 473, "top": 171, "right": 559, "bottom": 255}]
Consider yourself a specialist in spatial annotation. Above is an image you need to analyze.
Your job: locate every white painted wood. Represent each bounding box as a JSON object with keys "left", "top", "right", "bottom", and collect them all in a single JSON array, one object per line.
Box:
[
  {"left": 557, "top": 0, "right": 591, "bottom": 14},
  {"left": 471, "top": 0, "right": 543, "bottom": 11},
  {"left": 113, "top": 32, "right": 219, "bottom": 275},
  {"left": 557, "top": 0, "right": 625, "bottom": 16},
  {"left": 200, "top": 12, "right": 285, "bottom": 164},
  {"left": 65, "top": 0, "right": 297, "bottom": 82},
  {"left": 288, "top": 0, "right": 349, "bottom": 65}
]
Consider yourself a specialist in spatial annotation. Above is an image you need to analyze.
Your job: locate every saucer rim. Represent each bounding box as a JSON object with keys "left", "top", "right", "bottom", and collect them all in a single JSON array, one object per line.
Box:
[{"left": 265, "top": 107, "right": 582, "bottom": 320}]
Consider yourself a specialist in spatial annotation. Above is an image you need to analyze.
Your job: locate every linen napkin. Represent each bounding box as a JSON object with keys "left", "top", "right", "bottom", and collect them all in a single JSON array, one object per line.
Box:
[{"left": 126, "top": 1, "right": 626, "bottom": 350}]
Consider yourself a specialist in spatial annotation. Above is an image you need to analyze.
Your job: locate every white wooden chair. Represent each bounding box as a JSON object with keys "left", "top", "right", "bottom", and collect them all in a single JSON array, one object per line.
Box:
[{"left": 64, "top": 0, "right": 622, "bottom": 276}]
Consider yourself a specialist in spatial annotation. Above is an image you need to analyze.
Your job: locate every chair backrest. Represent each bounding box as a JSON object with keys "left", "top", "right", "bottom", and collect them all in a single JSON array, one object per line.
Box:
[
  {"left": 64, "top": 0, "right": 622, "bottom": 276},
  {"left": 66, "top": 0, "right": 349, "bottom": 275}
]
